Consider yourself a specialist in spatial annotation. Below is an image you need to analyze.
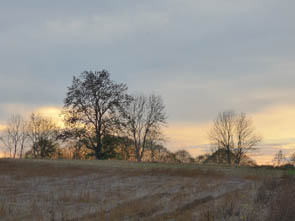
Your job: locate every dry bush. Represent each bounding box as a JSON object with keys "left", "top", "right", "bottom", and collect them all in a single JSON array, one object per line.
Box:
[
  {"left": 253, "top": 176, "right": 295, "bottom": 221},
  {"left": 268, "top": 176, "right": 295, "bottom": 221},
  {"left": 219, "top": 194, "right": 239, "bottom": 219},
  {"left": 0, "top": 201, "right": 7, "bottom": 217},
  {"left": 198, "top": 189, "right": 261, "bottom": 221},
  {"left": 199, "top": 205, "right": 215, "bottom": 221},
  {"left": 255, "top": 177, "right": 279, "bottom": 204},
  {"left": 198, "top": 194, "right": 238, "bottom": 221}
]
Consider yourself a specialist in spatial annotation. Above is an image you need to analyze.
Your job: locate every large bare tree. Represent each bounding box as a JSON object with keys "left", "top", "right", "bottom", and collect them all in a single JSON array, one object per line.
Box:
[
  {"left": 0, "top": 115, "right": 28, "bottom": 158},
  {"left": 209, "top": 110, "right": 261, "bottom": 165},
  {"left": 63, "top": 70, "right": 131, "bottom": 159},
  {"left": 122, "top": 94, "right": 167, "bottom": 162}
]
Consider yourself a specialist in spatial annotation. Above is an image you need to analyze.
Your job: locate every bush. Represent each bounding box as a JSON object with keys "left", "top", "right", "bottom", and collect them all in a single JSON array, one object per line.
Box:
[{"left": 277, "top": 164, "right": 294, "bottom": 170}]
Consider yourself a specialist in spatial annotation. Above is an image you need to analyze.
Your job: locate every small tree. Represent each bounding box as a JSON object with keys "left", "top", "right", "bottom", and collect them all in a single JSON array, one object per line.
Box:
[
  {"left": 32, "top": 137, "right": 57, "bottom": 158},
  {"left": 195, "top": 154, "right": 210, "bottom": 164},
  {"left": 273, "top": 150, "right": 286, "bottom": 167},
  {"left": 0, "top": 115, "right": 28, "bottom": 158},
  {"left": 204, "top": 149, "right": 235, "bottom": 164},
  {"left": 175, "top": 150, "right": 194, "bottom": 163},
  {"left": 113, "top": 136, "right": 134, "bottom": 160}
]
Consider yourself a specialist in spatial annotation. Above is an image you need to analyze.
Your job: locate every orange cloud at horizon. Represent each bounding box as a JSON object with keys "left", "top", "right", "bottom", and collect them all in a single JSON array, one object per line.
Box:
[
  {"left": 2, "top": 104, "right": 295, "bottom": 164},
  {"left": 35, "top": 106, "right": 65, "bottom": 128},
  {"left": 251, "top": 105, "right": 295, "bottom": 144},
  {"left": 0, "top": 124, "right": 6, "bottom": 132},
  {"left": 35, "top": 106, "right": 62, "bottom": 117},
  {"left": 0, "top": 151, "right": 9, "bottom": 158},
  {"left": 164, "top": 105, "right": 295, "bottom": 164}
]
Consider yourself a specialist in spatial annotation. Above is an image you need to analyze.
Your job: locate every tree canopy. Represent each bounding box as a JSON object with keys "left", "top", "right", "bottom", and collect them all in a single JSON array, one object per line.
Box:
[{"left": 63, "top": 70, "right": 131, "bottom": 159}]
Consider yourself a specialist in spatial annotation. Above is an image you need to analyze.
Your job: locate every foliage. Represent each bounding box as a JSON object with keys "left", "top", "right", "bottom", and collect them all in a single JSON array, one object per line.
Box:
[
  {"left": 204, "top": 149, "right": 236, "bottom": 164},
  {"left": 201, "top": 149, "right": 256, "bottom": 166},
  {"left": 174, "top": 150, "right": 194, "bottom": 163},
  {"left": 29, "top": 138, "right": 57, "bottom": 158}
]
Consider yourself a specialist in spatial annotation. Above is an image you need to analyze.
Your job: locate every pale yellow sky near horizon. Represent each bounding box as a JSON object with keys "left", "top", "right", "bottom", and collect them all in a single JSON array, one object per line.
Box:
[{"left": 1, "top": 104, "right": 295, "bottom": 164}]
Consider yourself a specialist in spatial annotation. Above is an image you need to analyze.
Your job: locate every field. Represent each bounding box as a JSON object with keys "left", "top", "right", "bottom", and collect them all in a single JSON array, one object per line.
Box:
[{"left": 0, "top": 159, "right": 294, "bottom": 221}]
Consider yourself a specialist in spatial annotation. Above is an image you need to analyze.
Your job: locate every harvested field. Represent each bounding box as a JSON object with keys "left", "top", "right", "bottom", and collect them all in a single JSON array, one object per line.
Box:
[{"left": 0, "top": 159, "right": 294, "bottom": 220}]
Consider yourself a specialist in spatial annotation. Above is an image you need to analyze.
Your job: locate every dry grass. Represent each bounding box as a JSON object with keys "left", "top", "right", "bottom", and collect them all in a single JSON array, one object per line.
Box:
[{"left": 0, "top": 159, "right": 294, "bottom": 220}]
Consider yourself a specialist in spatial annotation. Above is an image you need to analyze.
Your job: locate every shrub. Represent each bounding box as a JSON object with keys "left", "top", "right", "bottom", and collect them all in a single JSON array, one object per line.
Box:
[{"left": 278, "top": 164, "right": 294, "bottom": 170}]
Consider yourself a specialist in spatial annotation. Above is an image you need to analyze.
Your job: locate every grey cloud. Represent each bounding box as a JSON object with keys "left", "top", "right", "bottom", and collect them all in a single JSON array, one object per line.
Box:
[{"left": 0, "top": 0, "right": 295, "bottom": 124}]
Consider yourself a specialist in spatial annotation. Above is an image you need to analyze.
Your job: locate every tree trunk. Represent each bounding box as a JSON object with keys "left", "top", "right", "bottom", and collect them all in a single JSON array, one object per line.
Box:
[
  {"left": 95, "top": 148, "right": 101, "bottom": 159},
  {"left": 135, "top": 145, "right": 142, "bottom": 162},
  {"left": 95, "top": 142, "right": 102, "bottom": 159},
  {"left": 136, "top": 151, "right": 141, "bottom": 162},
  {"left": 226, "top": 146, "right": 231, "bottom": 164},
  {"left": 13, "top": 144, "right": 17, "bottom": 159},
  {"left": 95, "top": 127, "right": 103, "bottom": 159},
  {"left": 151, "top": 150, "right": 155, "bottom": 162},
  {"left": 19, "top": 145, "right": 23, "bottom": 159}
]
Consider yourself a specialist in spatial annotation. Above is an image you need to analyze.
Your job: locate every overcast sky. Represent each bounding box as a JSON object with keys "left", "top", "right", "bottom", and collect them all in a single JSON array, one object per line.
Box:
[{"left": 1, "top": 1, "right": 295, "bottom": 163}]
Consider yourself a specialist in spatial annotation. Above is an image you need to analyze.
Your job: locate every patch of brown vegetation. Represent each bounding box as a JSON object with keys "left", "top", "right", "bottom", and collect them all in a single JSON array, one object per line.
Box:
[{"left": 267, "top": 176, "right": 295, "bottom": 221}]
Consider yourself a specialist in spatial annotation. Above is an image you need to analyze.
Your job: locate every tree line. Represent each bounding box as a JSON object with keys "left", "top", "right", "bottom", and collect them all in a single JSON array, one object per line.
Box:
[
  {"left": 0, "top": 112, "right": 196, "bottom": 163},
  {"left": 0, "top": 70, "right": 169, "bottom": 162},
  {"left": 1, "top": 69, "right": 282, "bottom": 166}
]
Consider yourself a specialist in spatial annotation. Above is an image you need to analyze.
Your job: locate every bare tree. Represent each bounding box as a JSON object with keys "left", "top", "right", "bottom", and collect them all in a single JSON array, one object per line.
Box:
[
  {"left": 209, "top": 111, "right": 236, "bottom": 164},
  {"left": 0, "top": 115, "right": 28, "bottom": 158},
  {"left": 27, "top": 113, "right": 59, "bottom": 158},
  {"left": 209, "top": 110, "right": 261, "bottom": 165},
  {"left": 63, "top": 70, "right": 131, "bottom": 159},
  {"left": 122, "top": 94, "right": 167, "bottom": 162},
  {"left": 0, "top": 129, "right": 12, "bottom": 158},
  {"left": 289, "top": 152, "right": 295, "bottom": 165},
  {"left": 273, "top": 150, "right": 286, "bottom": 166}
]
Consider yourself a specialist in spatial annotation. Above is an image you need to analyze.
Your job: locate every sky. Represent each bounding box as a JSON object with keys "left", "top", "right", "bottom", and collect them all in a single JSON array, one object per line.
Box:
[{"left": 1, "top": 0, "right": 295, "bottom": 164}]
